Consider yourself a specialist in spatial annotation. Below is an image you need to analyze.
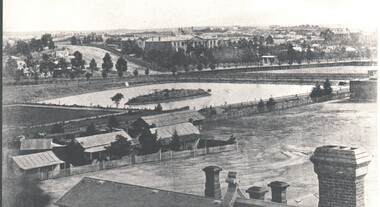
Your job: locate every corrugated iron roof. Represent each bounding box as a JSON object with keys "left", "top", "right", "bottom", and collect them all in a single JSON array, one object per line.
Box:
[
  {"left": 54, "top": 177, "right": 219, "bottom": 207},
  {"left": 20, "top": 139, "right": 53, "bottom": 151},
  {"left": 12, "top": 151, "right": 64, "bottom": 170},
  {"left": 141, "top": 110, "right": 205, "bottom": 127},
  {"left": 75, "top": 131, "right": 132, "bottom": 150},
  {"left": 151, "top": 122, "right": 200, "bottom": 140}
]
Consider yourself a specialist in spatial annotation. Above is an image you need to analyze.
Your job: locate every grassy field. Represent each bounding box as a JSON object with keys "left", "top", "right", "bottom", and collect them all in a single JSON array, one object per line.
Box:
[
  {"left": 39, "top": 100, "right": 377, "bottom": 207},
  {"left": 56, "top": 44, "right": 164, "bottom": 75},
  {"left": 3, "top": 105, "right": 120, "bottom": 127}
]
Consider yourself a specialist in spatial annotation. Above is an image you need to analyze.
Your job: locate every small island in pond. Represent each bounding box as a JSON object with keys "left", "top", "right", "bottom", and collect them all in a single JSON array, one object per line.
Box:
[{"left": 126, "top": 89, "right": 211, "bottom": 105}]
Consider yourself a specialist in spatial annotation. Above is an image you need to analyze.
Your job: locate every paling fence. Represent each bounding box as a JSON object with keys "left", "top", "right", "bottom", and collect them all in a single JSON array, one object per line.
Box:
[
  {"left": 205, "top": 89, "right": 350, "bottom": 122},
  {"left": 30, "top": 142, "right": 238, "bottom": 180}
]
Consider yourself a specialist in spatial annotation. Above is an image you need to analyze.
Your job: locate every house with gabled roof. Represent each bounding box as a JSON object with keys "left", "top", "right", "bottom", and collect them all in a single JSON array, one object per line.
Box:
[
  {"left": 12, "top": 151, "right": 66, "bottom": 175},
  {"left": 74, "top": 131, "right": 133, "bottom": 163},
  {"left": 150, "top": 122, "right": 201, "bottom": 150},
  {"left": 132, "top": 110, "right": 205, "bottom": 133}
]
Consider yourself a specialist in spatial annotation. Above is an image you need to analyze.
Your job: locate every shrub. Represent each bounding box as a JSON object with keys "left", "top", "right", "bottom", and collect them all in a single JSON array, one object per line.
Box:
[
  {"left": 310, "top": 83, "right": 324, "bottom": 98},
  {"left": 133, "top": 69, "right": 138, "bottom": 76},
  {"left": 266, "top": 98, "right": 276, "bottom": 111}
]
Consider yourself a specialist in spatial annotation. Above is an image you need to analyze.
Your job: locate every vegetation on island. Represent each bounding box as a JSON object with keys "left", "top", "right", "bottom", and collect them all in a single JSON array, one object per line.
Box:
[{"left": 126, "top": 89, "right": 211, "bottom": 105}]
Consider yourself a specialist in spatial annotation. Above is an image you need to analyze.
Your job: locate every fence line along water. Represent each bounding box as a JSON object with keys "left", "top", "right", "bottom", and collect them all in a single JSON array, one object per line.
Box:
[
  {"left": 203, "top": 88, "right": 350, "bottom": 122},
  {"left": 27, "top": 142, "right": 238, "bottom": 180}
]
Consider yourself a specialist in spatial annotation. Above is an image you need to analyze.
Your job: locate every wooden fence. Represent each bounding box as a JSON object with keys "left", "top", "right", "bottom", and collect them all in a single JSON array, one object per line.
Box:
[
  {"left": 204, "top": 89, "right": 350, "bottom": 122},
  {"left": 28, "top": 142, "right": 238, "bottom": 180}
]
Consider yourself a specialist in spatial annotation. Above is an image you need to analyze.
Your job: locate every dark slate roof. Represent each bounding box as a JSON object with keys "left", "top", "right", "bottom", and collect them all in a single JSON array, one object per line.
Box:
[
  {"left": 140, "top": 110, "right": 205, "bottom": 127},
  {"left": 12, "top": 151, "right": 64, "bottom": 170},
  {"left": 20, "top": 139, "right": 52, "bottom": 151},
  {"left": 54, "top": 177, "right": 221, "bottom": 207}
]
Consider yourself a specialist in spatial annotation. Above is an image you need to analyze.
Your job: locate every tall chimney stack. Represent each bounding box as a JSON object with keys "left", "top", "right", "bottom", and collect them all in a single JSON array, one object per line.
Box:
[
  {"left": 203, "top": 166, "right": 222, "bottom": 199},
  {"left": 268, "top": 181, "right": 290, "bottom": 204},
  {"left": 310, "top": 145, "right": 371, "bottom": 207}
]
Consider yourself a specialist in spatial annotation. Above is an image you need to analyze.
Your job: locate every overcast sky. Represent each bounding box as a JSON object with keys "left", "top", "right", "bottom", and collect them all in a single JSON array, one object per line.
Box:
[{"left": 3, "top": 0, "right": 379, "bottom": 32}]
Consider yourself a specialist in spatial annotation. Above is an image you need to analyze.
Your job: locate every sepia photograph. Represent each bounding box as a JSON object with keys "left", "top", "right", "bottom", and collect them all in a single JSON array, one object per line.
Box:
[{"left": 2, "top": 0, "right": 379, "bottom": 206}]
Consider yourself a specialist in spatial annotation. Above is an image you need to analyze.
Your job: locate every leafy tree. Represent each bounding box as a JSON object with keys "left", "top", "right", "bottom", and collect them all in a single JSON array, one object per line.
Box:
[
  {"left": 69, "top": 72, "right": 76, "bottom": 80},
  {"left": 41, "top": 33, "right": 53, "bottom": 48},
  {"left": 170, "top": 130, "right": 181, "bottom": 151},
  {"left": 310, "top": 83, "right": 324, "bottom": 98},
  {"left": 5, "top": 57, "right": 17, "bottom": 77},
  {"left": 48, "top": 41, "right": 55, "bottom": 50},
  {"left": 115, "top": 57, "right": 128, "bottom": 75},
  {"left": 118, "top": 70, "right": 124, "bottom": 78},
  {"left": 266, "top": 98, "right": 276, "bottom": 111},
  {"left": 111, "top": 93, "right": 124, "bottom": 108},
  {"left": 102, "top": 70, "right": 108, "bottom": 79},
  {"left": 102, "top": 53, "right": 113, "bottom": 72},
  {"left": 85, "top": 70, "right": 92, "bottom": 80},
  {"left": 197, "top": 63, "right": 203, "bottom": 71},
  {"left": 89, "top": 58, "right": 97, "bottom": 73},
  {"left": 306, "top": 45, "right": 313, "bottom": 63},
  {"left": 287, "top": 44, "right": 295, "bottom": 65},
  {"left": 16, "top": 41, "right": 30, "bottom": 56},
  {"left": 257, "top": 99, "right": 265, "bottom": 111},
  {"left": 33, "top": 71, "right": 39, "bottom": 81},
  {"left": 108, "top": 134, "right": 132, "bottom": 159},
  {"left": 139, "top": 127, "right": 160, "bottom": 154},
  {"left": 323, "top": 79, "right": 333, "bottom": 95},
  {"left": 108, "top": 116, "right": 120, "bottom": 131},
  {"left": 51, "top": 123, "right": 64, "bottom": 134},
  {"left": 4, "top": 176, "right": 51, "bottom": 207},
  {"left": 210, "top": 63, "right": 216, "bottom": 70},
  {"left": 133, "top": 69, "right": 139, "bottom": 76},
  {"left": 265, "top": 35, "right": 274, "bottom": 44},
  {"left": 71, "top": 51, "right": 85, "bottom": 71},
  {"left": 70, "top": 36, "right": 78, "bottom": 45},
  {"left": 154, "top": 103, "right": 163, "bottom": 112},
  {"left": 145, "top": 68, "right": 150, "bottom": 75},
  {"left": 85, "top": 123, "right": 97, "bottom": 136},
  {"left": 171, "top": 66, "right": 177, "bottom": 75}
]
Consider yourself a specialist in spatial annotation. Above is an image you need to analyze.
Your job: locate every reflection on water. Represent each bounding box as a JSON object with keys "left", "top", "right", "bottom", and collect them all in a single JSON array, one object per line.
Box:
[{"left": 43, "top": 83, "right": 314, "bottom": 110}]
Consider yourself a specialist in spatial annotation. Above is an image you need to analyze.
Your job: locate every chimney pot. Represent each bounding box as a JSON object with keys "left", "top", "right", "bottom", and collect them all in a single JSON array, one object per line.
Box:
[
  {"left": 203, "top": 166, "right": 222, "bottom": 199},
  {"left": 246, "top": 186, "right": 269, "bottom": 200},
  {"left": 268, "top": 181, "right": 290, "bottom": 204}
]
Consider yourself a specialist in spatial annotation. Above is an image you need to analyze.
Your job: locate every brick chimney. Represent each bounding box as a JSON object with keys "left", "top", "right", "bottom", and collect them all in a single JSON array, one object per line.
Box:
[
  {"left": 203, "top": 166, "right": 222, "bottom": 199},
  {"left": 246, "top": 186, "right": 269, "bottom": 200},
  {"left": 310, "top": 145, "right": 371, "bottom": 207},
  {"left": 268, "top": 181, "right": 290, "bottom": 204}
]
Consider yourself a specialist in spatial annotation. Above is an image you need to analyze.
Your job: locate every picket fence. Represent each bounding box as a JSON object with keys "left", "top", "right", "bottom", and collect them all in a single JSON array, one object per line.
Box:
[{"left": 30, "top": 143, "right": 238, "bottom": 180}]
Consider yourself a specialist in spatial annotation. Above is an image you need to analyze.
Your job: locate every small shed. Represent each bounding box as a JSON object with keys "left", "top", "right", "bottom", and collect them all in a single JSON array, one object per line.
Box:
[
  {"left": 12, "top": 151, "right": 65, "bottom": 175},
  {"left": 260, "top": 55, "right": 276, "bottom": 65},
  {"left": 20, "top": 138, "right": 64, "bottom": 154},
  {"left": 74, "top": 131, "right": 133, "bottom": 163}
]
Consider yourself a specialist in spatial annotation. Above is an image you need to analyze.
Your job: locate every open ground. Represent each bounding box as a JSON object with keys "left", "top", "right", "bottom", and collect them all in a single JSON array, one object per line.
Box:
[
  {"left": 40, "top": 100, "right": 377, "bottom": 207},
  {"left": 3, "top": 105, "right": 121, "bottom": 127}
]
